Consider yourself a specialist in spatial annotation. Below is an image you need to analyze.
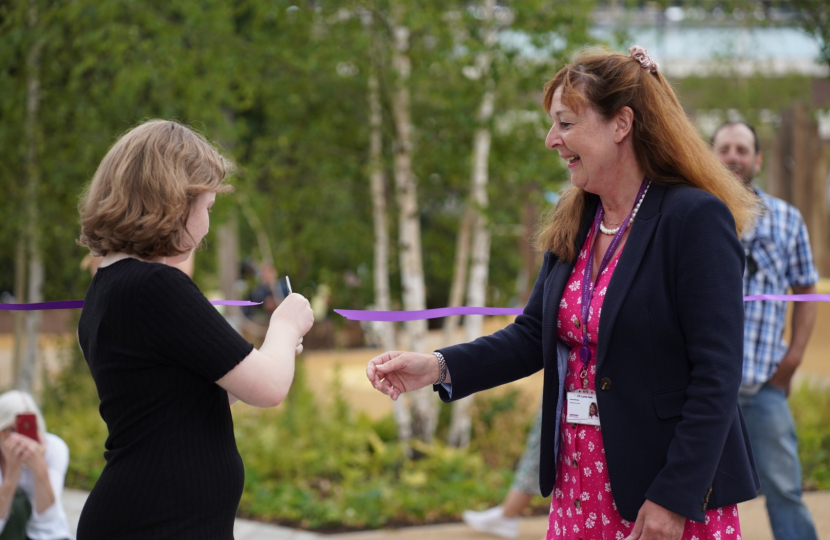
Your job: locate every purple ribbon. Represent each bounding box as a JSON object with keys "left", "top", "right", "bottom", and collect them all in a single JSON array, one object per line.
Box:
[
  {"left": 335, "top": 294, "right": 830, "bottom": 322},
  {"left": 4, "top": 295, "right": 829, "bottom": 317},
  {"left": 0, "top": 301, "right": 86, "bottom": 311},
  {"left": 334, "top": 307, "right": 523, "bottom": 321},
  {"left": 0, "top": 300, "right": 261, "bottom": 311}
]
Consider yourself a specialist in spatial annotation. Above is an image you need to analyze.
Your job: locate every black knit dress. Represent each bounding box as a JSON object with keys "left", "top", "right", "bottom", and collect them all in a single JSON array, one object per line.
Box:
[{"left": 77, "top": 258, "right": 254, "bottom": 539}]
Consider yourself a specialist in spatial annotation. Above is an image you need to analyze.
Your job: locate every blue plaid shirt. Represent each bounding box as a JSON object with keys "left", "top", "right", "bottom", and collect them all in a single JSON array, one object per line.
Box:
[{"left": 741, "top": 187, "right": 818, "bottom": 388}]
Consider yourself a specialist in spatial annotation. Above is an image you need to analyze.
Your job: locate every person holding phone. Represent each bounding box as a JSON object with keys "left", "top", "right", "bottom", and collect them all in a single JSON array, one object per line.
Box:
[
  {"left": 0, "top": 391, "right": 72, "bottom": 540},
  {"left": 76, "top": 120, "right": 314, "bottom": 539}
]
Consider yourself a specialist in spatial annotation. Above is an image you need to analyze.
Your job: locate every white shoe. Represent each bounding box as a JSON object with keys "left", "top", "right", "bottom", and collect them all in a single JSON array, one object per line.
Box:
[{"left": 462, "top": 506, "right": 519, "bottom": 539}]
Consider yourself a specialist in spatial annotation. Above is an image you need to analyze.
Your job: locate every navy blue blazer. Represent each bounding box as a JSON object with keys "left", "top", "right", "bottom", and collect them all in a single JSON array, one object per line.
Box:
[{"left": 436, "top": 183, "right": 759, "bottom": 523}]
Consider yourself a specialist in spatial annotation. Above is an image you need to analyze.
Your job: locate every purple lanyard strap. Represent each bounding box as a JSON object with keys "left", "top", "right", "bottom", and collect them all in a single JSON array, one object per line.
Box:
[{"left": 578, "top": 179, "right": 649, "bottom": 370}]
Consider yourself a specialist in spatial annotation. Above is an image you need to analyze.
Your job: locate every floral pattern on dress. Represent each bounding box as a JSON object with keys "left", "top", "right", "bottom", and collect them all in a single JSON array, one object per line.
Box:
[{"left": 547, "top": 232, "right": 741, "bottom": 540}]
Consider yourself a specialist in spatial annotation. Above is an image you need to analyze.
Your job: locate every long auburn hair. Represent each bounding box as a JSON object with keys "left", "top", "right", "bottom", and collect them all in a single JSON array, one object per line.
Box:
[
  {"left": 534, "top": 47, "right": 758, "bottom": 262},
  {"left": 78, "top": 120, "right": 234, "bottom": 259}
]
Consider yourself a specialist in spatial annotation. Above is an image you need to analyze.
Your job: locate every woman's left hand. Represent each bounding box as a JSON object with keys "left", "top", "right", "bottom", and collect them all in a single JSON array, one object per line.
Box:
[
  {"left": 6, "top": 433, "right": 46, "bottom": 472},
  {"left": 625, "top": 500, "right": 685, "bottom": 540}
]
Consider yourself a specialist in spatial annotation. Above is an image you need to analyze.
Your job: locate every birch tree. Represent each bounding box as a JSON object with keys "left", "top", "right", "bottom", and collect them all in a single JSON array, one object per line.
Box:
[
  {"left": 447, "top": 0, "right": 497, "bottom": 448},
  {"left": 388, "top": 1, "right": 438, "bottom": 443},
  {"left": 442, "top": 206, "right": 474, "bottom": 345},
  {"left": 366, "top": 11, "right": 414, "bottom": 449},
  {"left": 17, "top": 0, "right": 44, "bottom": 393},
  {"left": 443, "top": 0, "right": 594, "bottom": 445},
  {"left": 12, "top": 242, "right": 26, "bottom": 384}
]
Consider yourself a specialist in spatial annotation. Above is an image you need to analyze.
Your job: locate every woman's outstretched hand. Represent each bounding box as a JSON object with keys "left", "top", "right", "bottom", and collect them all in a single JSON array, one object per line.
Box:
[{"left": 366, "top": 351, "right": 445, "bottom": 401}]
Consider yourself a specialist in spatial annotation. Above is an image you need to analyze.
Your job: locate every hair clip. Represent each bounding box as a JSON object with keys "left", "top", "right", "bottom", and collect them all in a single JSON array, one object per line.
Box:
[{"left": 628, "top": 45, "right": 659, "bottom": 74}]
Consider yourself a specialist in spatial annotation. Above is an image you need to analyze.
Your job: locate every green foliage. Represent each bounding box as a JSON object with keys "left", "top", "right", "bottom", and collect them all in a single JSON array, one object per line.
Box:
[
  {"left": 469, "top": 389, "right": 534, "bottom": 471},
  {"left": 791, "top": 382, "right": 830, "bottom": 491},
  {"left": 44, "top": 370, "right": 830, "bottom": 528},
  {"left": 42, "top": 358, "right": 544, "bottom": 530},
  {"left": 0, "top": 0, "right": 593, "bottom": 317},
  {"left": 787, "top": 0, "right": 830, "bottom": 69},
  {"left": 39, "top": 329, "right": 109, "bottom": 489},
  {"left": 673, "top": 73, "right": 814, "bottom": 117}
]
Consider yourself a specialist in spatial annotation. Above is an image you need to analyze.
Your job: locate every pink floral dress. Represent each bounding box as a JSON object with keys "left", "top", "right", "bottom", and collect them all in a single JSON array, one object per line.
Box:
[{"left": 547, "top": 233, "right": 742, "bottom": 540}]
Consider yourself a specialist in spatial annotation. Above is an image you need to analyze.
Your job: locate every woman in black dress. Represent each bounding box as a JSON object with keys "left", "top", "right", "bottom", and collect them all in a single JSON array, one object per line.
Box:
[{"left": 76, "top": 120, "right": 314, "bottom": 539}]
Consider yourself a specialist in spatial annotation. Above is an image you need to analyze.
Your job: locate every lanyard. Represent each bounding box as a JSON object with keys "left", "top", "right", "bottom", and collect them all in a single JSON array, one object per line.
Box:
[{"left": 578, "top": 178, "right": 649, "bottom": 374}]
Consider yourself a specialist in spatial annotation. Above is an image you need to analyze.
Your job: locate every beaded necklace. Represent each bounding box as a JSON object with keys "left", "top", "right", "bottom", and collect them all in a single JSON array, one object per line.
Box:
[{"left": 599, "top": 180, "right": 651, "bottom": 235}]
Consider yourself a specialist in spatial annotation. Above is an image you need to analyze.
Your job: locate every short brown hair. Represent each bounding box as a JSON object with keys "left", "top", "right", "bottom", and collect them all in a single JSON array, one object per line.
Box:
[
  {"left": 535, "top": 47, "right": 758, "bottom": 261},
  {"left": 78, "top": 120, "right": 234, "bottom": 258}
]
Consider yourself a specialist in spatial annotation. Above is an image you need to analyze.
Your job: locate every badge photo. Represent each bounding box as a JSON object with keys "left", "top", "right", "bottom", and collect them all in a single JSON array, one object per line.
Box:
[{"left": 566, "top": 390, "right": 600, "bottom": 426}]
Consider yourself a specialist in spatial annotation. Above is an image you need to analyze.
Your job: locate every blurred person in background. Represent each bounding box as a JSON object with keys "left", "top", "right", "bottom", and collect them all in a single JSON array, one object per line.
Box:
[
  {"left": 713, "top": 121, "right": 819, "bottom": 540},
  {"left": 250, "top": 263, "right": 288, "bottom": 321},
  {"left": 0, "top": 391, "right": 72, "bottom": 540}
]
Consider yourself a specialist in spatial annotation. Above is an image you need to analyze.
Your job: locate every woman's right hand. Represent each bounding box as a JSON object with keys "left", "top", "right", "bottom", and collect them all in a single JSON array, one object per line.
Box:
[
  {"left": 366, "top": 351, "right": 443, "bottom": 401},
  {"left": 0, "top": 433, "right": 34, "bottom": 474},
  {"left": 221, "top": 293, "right": 314, "bottom": 407},
  {"left": 270, "top": 293, "right": 314, "bottom": 339}
]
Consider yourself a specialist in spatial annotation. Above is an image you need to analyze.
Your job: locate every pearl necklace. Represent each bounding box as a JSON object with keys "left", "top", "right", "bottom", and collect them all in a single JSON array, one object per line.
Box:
[{"left": 599, "top": 180, "right": 651, "bottom": 235}]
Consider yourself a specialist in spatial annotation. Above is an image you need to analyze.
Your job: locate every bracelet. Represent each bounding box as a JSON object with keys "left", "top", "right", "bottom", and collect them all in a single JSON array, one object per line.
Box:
[{"left": 432, "top": 351, "right": 447, "bottom": 385}]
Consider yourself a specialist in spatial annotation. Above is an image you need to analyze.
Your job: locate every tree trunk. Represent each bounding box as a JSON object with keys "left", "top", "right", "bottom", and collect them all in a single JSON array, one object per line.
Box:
[
  {"left": 448, "top": 0, "right": 496, "bottom": 448},
  {"left": 217, "top": 216, "right": 242, "bottom": 330},
  {"left": 18, "top": 0, "right": 44, "bottom": 394},
  {"left": 443, "top": 205, "right": 474, "bottom": 345},
  {"left": 767, "top": 104, "right": 830, "bottom": 275},
  {"left": 12, "top": 240, "right": 26, "bottom": 384},
  {"left": 519, "top": 189, "right": 542, "bottom": 305},
  {"left": 390, "top": 6, "right": 436, "bottom": 444},
  {"left": 235, "top": 190, "right": 284, "bottom": 307},
  {"left": 368, "top": 24, "right": 412, "bottom": 449}
]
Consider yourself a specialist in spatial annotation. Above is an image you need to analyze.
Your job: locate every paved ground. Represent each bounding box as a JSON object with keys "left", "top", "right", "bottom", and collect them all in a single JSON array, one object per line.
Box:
[
  {"left": 63, "top": 489, "right": 319, "bottom": 539},
  {"left": 63, "top": 488, "right": 830, "bottom": 539}
]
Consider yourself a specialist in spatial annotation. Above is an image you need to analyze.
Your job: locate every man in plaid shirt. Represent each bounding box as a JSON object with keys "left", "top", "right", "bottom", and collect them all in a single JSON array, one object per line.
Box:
[{"left": 713, "top": 122, "right": 819, "bottom": 540}]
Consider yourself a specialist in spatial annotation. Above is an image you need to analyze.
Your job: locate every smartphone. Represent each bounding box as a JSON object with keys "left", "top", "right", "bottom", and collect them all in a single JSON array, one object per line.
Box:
[{"left": 15, "top": 413, "right": 39, "bottom": 442}]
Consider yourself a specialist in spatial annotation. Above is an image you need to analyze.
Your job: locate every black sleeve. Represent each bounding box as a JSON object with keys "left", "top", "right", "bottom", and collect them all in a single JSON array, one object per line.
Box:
[{"left": 138, "top": 264, "right": 254, "bottom": 382}]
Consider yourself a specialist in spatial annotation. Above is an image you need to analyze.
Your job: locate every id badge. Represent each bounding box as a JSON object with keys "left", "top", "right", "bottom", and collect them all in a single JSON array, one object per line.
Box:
[{"left": 567, "top": 390, "right": 600, "bottom": 426}]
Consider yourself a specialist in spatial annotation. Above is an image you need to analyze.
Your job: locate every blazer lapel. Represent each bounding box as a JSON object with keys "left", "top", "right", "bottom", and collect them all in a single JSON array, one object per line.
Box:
[
  {"left": 596, "top": 183, "right": 666, "bottom": 373},
  {"left": 542, "top": 198, "right": 597, "bottom": 367}
]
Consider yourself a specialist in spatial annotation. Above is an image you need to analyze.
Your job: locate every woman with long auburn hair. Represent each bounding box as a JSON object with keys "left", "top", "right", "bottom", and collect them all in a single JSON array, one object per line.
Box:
[
  {"left": 536, "top": 47, "right": 757, "bottom": 261},
  {"left": 366, "top": 46, "right": 759, "bottom": 540}
]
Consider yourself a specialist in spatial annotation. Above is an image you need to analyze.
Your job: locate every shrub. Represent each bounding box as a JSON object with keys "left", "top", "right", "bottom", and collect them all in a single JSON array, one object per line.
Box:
[
  {"left": 42, "top": 356, "right": 545, "bottom": 530},
  {"left": 46, "top": 349, "right": 830, "bottom": 529},
  {"left": 791, "top": 381, "right": 830, "bottom": 490}
]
